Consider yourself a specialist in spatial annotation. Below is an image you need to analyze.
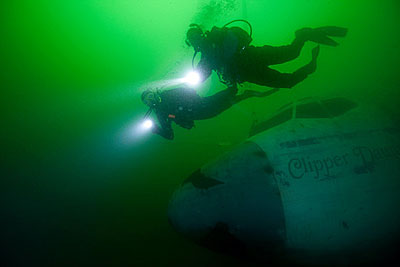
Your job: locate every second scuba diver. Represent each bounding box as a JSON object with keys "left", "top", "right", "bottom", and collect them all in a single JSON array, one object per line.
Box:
[
  {"left": 141, "top": 86, "right": 278, "bottom": 140},
  {"left": 186, "top": 21, "right": 347, "bottom": 87}
]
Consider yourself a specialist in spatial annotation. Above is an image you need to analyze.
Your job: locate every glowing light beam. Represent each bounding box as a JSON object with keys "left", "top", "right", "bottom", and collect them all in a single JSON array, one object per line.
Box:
[
  {"left": 141, "top": 119, "right": 153, "bottom": 130},
  {"left": 182, "top": 71, "right": 201, "bottom": 87}
]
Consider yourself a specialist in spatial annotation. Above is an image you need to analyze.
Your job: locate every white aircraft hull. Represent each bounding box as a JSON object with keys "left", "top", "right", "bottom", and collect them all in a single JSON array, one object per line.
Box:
[{"left": 168, "top": 99, "right": 400, "bottom": 264}]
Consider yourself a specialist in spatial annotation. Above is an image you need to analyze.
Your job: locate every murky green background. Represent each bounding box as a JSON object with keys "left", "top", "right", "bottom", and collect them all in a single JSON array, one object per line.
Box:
[{"left": 2, "top": 0, "right": 399, "bottom": 265}]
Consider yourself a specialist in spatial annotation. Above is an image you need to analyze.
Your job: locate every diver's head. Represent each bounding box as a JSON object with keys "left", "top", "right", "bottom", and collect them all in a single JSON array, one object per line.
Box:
[
  {"left": 186, "top": 24, "right": 205, "bottom": 52},
  {"left": 141, "top": 89, "right": 160, "bottom": 108}
]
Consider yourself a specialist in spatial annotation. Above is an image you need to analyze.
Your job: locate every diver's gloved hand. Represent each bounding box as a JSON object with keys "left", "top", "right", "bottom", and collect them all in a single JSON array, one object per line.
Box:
[{"left": 296, "top": 26, "right": 348, "bottom": 46}]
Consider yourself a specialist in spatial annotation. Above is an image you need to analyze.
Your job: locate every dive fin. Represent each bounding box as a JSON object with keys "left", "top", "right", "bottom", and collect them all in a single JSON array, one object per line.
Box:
[
  {"left": 314, "top": 26, "right": 348, "bottom": 37},
  {"left": 296, "top": 26, "right": 347, "bottom": 46},
  {"left": 308, "top": 34, "right": 339, "bottom": 47},
  {"left": 308, "top": 26, "right": 348, "bottom": 46}
]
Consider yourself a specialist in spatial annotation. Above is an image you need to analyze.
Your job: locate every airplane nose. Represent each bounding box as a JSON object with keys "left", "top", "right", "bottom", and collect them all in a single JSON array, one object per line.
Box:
[{"left": 167, "top": 141, "right": 286, "bottom": 257}]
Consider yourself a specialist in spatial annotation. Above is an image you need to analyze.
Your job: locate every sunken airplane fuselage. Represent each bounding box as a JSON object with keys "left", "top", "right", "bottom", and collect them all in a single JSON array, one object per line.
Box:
[{"left": 168, "top": 97, "right": 400, "bottom": 264}]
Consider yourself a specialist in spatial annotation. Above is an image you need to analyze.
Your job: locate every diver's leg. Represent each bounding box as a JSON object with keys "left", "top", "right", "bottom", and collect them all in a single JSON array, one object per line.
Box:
[
  {"left": 243, "top": 46, "right": 320, "bottom": 88},
  {"left": 245, "top": 35, "right": 306, "bottom": 66},
  {"left": 246, "top": 26, "right": 347, "bottom": 66},
  {"left": 233, "top": 88, "right": 279, "bottom": 104}
]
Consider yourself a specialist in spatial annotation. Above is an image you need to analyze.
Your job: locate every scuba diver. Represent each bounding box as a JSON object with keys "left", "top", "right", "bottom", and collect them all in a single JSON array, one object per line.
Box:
[
  {"left": 186, "top": 20, "right": 347, "bottom": 87},
  {"left": 141, "top": 86, "right": 278, "bottom": 140}
]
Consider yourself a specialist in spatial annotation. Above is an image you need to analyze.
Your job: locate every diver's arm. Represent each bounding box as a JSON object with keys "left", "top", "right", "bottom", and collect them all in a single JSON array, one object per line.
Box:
[{"left": 152, "top": 113, "right": 174, "bottom": 140}]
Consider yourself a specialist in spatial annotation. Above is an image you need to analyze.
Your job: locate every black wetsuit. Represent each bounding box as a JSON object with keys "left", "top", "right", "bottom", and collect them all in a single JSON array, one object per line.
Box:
[
  {"left": 152, "top": 87, "right": 237, "bottom": 140},
  {"left": 196, "top": 26, "right": 316, "bottom": 88}
]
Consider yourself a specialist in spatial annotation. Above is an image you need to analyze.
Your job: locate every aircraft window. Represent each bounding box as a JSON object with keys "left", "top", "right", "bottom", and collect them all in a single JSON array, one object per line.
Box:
[
  {"left": 248, "top": 98, "right": 357, "bottom": 137},
  {"left": 321, "top": 98, "right": 357, "bottom": 117},
  {"left": 248, "top": 108, "right": 292, "bottom": 137},
  {"left": 296, "top": 102, "right": 331, "bottom": 118}
]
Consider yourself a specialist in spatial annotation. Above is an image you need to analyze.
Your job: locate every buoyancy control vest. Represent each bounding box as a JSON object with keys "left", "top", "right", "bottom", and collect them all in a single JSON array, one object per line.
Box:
[{"left": 205, "top": 26, "right": 252, "bottom": 84}]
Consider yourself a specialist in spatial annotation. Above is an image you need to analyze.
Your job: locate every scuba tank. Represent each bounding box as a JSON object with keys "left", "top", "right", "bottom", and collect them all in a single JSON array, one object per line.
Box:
[{"left": 188, "top": 20, "right": 253, "bottom": 69}]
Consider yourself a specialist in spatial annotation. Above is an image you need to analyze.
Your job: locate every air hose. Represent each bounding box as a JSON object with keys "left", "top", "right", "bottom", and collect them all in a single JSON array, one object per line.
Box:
[
  {"left": 222, "top": 19, "right": 253, "bottom": 38},
  {"left": 143, "top": 107, "right": 153, "bottom": 120},
  {"left": 191, "top": 51, "right": 198, "bottom": 69}
]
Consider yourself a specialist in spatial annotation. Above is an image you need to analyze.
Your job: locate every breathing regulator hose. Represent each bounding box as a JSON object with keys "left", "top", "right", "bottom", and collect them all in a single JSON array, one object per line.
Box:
[
  {"left": 223, "top": 19, "right": 253, "bottom": 38},
  {"left": 191, "top": 51, "right": 198, "bottom": 69},
  {"left": 143, "top": 107, "right": 153, "bottom": 120}
]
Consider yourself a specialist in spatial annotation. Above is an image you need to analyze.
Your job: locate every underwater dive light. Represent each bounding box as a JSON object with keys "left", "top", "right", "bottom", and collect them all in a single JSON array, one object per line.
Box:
[
  {"left": 183, "top": 71, "right": 201, "bottom": 87},
  {"left": 141, "top": 119, "right": 154, "bottom": 130},
  {"left": 140, "top": 108, "right": 154, "bottom": 131}
]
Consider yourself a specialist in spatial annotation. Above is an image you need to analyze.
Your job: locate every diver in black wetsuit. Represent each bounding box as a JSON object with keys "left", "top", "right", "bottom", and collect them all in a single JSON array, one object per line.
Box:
[
  {"left": 141, "top": 86, "right": 278, "bottom": 140},
  {"left": 186, "top": 22, "right": 347, "bottom": 87}
]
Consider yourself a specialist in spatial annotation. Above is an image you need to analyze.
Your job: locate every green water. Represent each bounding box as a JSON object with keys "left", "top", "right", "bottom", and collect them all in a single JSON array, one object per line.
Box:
[{"left": 2, "top": 0, "right": 400, "bottom": 265}]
